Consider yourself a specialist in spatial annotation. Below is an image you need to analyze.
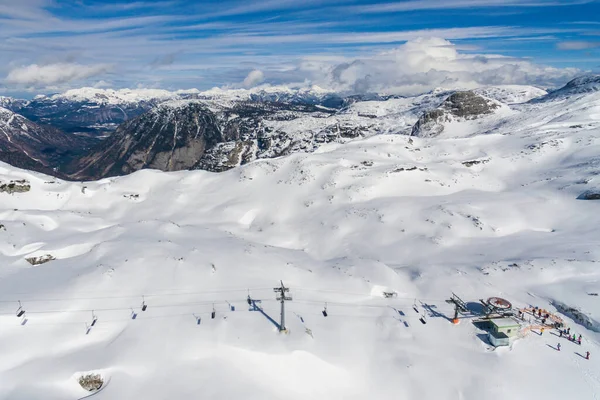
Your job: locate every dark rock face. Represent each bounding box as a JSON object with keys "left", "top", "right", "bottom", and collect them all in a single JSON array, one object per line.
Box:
[
  {"left": 68, "top": 102, "right": 223, "bottom": 179},
  {"left": 410, "top": 109, "right": 445, "bottom": 138},
  {"left": 578, "top": 190, "right": 600, "bottom": 200},
  {"left": 411, "top": 91, "right": 499, "bottom": 137},
  {"left": 442, "top": 91, "right": 499, "bottom": 118},
  {"left": 0, "top": 107, "right": 95, "bottom": 176}
]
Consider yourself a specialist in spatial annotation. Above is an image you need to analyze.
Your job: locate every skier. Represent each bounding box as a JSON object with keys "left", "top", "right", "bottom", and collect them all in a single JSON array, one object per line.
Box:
[
  {"left": 572, "top": 334, "right": 576, "bottom": 342},
  {"left": 540, "top": 327, "right": 544, "bottom": 335},
  {"left": 559, "top": 330, "right": 563, "bottom": 337},
  {"left": 586, "top": 351, "right": 590, "bottom": 360},
  {"left": 567, "top": 327, "right": 571, "bottom": 334},
  {"left": 557, "top": 343, "right": 561, "bottom": 351}
]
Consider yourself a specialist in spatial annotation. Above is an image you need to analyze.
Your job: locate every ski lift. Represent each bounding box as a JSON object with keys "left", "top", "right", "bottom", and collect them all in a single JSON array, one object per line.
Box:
[
  {"left": 91, "top": 311, "right": 98, "bottom": 327},
  {"left": 131, "top": 308, "right": 137, "bottom": 320},
  {"left": 16, "top": 301, "right": 25, "bottom": 317},
  {"left": 322, "top": 303, "right": 328, "bottom": 317},
  {"left": 227, "top": 301, "right": 235, "bottom": 312},
  {"left": 247, "top": 295, "right": 252, "bottom": 306},
  {"left": 419, "top": 312, "right": 427, "bottom": 325},
  {"left": 413, "top": 299, "right": 419, "bottom": 314},
  {"left": 211, "top": 304, "right": 216, "bottom": 319},
  {"left": 141, "top": 296, "right": 147, "bottom": 312},
  {"left": 194, "top": 314, "right": 201, "bottom": 325}
]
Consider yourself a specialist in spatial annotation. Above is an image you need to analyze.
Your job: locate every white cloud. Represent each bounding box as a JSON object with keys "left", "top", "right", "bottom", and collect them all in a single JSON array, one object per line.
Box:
[
  {"left": 242, "top": 69, "right": 265, "bottom": 88},
  {"left": 6, "top": 63, "right": 112, "bottom": 86},
  {"left": 288, "top": 37, "right": 580, "bottom": 94},
  {"left": 557, "top": 41, "right": 600, "bottom": 50},
  {"left": 349, "top": 0, "right": 593, "bottom": 13}
]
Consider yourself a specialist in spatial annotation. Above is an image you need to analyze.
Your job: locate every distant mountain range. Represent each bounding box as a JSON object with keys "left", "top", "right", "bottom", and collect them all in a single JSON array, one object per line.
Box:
[{"left": 1, "top": 75, "right": 599, "bottom": 181}]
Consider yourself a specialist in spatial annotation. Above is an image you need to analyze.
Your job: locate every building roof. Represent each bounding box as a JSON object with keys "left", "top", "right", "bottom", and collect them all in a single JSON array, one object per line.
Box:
[{"left": 490, "top": 318, "right": 520, "bottom": 328}]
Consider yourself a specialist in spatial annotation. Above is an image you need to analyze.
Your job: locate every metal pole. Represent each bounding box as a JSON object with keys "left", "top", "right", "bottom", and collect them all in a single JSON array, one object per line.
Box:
[
  {"left": 274, "top": 280, "right": 292, "bottom": 332},
  {"left": 280, "top": 290, "right": 286, "bottom": 331}
]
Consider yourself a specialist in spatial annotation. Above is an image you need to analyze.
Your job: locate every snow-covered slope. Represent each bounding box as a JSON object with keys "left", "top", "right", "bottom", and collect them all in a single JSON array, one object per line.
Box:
[
  {"left": 1, "top": 83, "right": 600, "bottom": 399},
  {"left": 535, "top": 74, "right": 600, "bottom": 102},
  {"left": 474, "top": 85, "right": 548, "bottom": 104}
]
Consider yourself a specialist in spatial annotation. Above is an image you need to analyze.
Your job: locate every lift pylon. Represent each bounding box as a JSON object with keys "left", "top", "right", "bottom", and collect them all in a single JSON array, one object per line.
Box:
[{"left": 445, "top": 293, "right": 468, "bottom": 325}]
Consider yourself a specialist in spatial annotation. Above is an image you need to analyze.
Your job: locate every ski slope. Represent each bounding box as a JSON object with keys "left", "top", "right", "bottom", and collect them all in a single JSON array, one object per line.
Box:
[{"left": 0, "top": 88, "right": 600, "bottom": 400}]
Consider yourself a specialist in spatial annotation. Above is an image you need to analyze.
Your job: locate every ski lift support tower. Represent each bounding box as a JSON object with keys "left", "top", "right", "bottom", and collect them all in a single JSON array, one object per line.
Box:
[
  {"left": 274, "top": 281, "right": 292, "bottom": 332},
  {"left": 446, "top": 292, "right": 468, "bottom": 324}
]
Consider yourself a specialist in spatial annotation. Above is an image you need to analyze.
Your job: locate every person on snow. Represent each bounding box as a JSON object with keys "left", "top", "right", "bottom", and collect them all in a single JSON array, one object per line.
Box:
[
  {"left": 586, "top": 351, "right": 590, "bottom": 360},
  {"left": 559, "top": 330, "right": 563, "bottom": 337},
  {"left": 540, "top": 328, "right": 545, "bottom": 335},
  {"left": 572, "top": 334, "right": 577, "bottom": 342},
  {"left": 557, "top": 343, "right": 561, "bottom": 351}
]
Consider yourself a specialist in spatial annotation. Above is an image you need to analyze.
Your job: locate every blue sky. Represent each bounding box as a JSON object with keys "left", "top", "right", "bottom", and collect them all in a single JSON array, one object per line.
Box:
[{"left": 1, "top": 0, "right": 599, "bottom": 96}]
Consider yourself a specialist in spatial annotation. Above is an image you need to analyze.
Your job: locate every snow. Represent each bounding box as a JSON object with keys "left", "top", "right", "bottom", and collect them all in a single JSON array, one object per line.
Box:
[
  {"left": 1, "top": 85, "right": 600, "bottom": 399},
  {"left": 474, "top": 85, "right": 548, "bottom": 104},
  {"left": 52, "top": 88, "right": 178, "bottom": 104},
  {"left": 490, "top": 318, "right": 521, "bottom": 328},
  {"left": 47, "top": 85, "right": 338, "bottom": 107}
]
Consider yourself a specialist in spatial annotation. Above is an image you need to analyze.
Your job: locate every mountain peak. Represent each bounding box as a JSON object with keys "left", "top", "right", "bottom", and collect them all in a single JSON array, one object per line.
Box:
[
  {"left": 52, "top": 87, "right": 178, "bottom": 104},
  {"left": 411, "top": 90, "right": 501, "bottom": 138},
  {"left": 535, "top": 74, "right": 600, "bottom": 102}
]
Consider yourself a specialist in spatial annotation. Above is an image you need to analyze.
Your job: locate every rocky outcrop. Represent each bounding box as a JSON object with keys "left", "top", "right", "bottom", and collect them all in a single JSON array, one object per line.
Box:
[
  {"left": 79, "top": 373, "right": 104, "bottom": 392},
  {"left": 410, "top": 109, "right": 446, "bottom": 138},
  {"left": 0, "top": 179, "right": 31, "bottom": 193},
  {"left": 26, "top": 254, "right": 56, "bottom": 265},
  {"left": 578, "top": 190, "right": 600, "bottom": 200},
  {"left": 68, "top": 101, "right": 224, "bottom": 179},
  {"left": 411, "top": 91, "right": 500, "bottom": 138}
]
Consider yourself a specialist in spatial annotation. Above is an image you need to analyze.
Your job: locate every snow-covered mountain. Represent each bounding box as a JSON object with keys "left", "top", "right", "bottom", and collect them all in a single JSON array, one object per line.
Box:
[
  {"left": 0, "top": 86, "right": 349, "bottom": 137},
  {"left": 2, "top": 77, "right": 599, "bottom": 181},
  {"left": 541, "top": 74, "right": 600, "bottom": 100},
  {"left": 410, "top": 91, "right": 506, "bottom": 138},
  {"left": 0, "top": 107, "right": 95, "bottom": 176},
  {"left": 65, "top": 90, "right": 453, "bottom": 180},
  {"left": 49, "top": 88, "right": 183, "bottom": 104},
  {"left": 0, "top": 76, "right": 599, "bottom": 398}
]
